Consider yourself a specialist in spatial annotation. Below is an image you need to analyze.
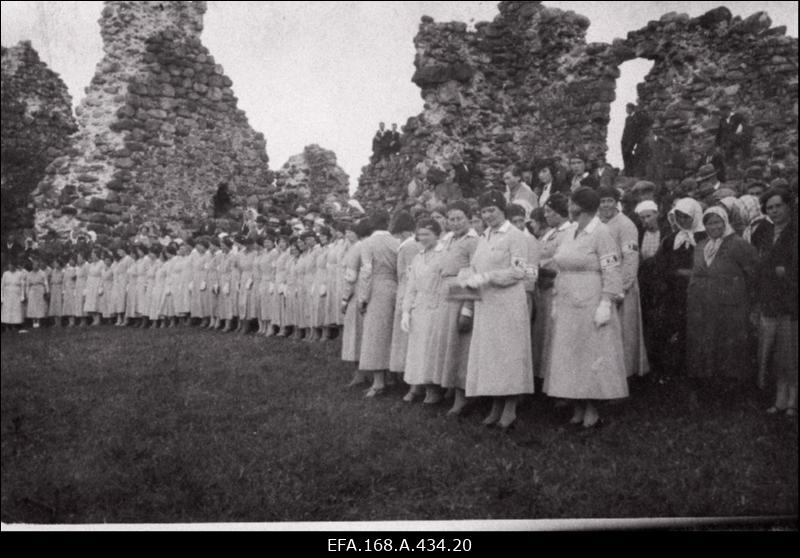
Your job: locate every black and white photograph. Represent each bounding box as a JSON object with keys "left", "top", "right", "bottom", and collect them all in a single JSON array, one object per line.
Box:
[{"left": 0, "top": 1, "right": 797, "bottom": 533}]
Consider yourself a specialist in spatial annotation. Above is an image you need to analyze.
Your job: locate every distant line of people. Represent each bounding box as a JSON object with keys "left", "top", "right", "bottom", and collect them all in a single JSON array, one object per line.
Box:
[{"left": 371, "top": 122, "right": 401, "bottom": 163}]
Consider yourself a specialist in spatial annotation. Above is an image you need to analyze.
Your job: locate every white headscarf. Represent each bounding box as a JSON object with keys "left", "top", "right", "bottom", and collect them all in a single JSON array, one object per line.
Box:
[
  {"left": 670, "top": 198, "right": 705, "bottom": 250},
  {"left": 635, "top": 200, "right": 659, "bottom": 215},
  {"left": 702, "top": 206, "right": 735, "bottom": 267}
]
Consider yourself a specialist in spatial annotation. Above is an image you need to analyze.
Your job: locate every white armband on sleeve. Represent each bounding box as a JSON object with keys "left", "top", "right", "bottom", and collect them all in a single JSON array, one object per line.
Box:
[
  {"left": 622, "top": 242, "right": 639, "bottom": 254},
  {"left": 600, "top": 254, "right": 620, "bottom": 270}
]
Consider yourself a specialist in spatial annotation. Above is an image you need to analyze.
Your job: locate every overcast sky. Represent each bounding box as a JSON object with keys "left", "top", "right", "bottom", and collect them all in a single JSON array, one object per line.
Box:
[{"left": 2, "top": 1, "right": 797, "bottom": 191}]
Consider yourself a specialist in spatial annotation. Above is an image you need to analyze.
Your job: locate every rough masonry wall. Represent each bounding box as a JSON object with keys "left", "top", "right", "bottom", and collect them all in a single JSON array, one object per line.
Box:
[
  {"left": 272, "top": 144, "right": 350, "bottom": 211},
  {"left": 1, "top": 41, "right": 77, "bottom": 241},
  {"left": 355, "top": 1, "right": 798, "bottom": 210},
  {"left": 33, "top": 1, "right": 273, "bottom": 242}
]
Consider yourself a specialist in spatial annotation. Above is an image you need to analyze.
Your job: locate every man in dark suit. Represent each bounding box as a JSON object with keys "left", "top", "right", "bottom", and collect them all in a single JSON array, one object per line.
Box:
[
  {"left": 386, "top": 123, "right": 401, "bottom": 156},
  {"left": 621, "top": 103, "right": 653, "bottom": 176},
  {"left": 715, "top": 103, "right": 752, "bottom": 164},
  {"left": 371, "top": 122, "right": 388, "bottom": 163},
  {"left": 594, "top": 154, "right": 619, "bottom": 189}
]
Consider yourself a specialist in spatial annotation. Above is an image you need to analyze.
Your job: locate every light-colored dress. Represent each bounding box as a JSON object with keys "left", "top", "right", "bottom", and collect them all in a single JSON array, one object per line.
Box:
[
  {"left": 533, "top": 222, "right": 575, "bottom": 382},
  {"left": 604, "top": 211, "right": 650, "bottom": 377},
  {"left": 285, "top": 255, "right": 300, "bottom": 327},
  {"left": 237, "top": 251, "right": 258, "bottom": 320},
  {"left": 273, "top": 250, "right": 289, "bottom": 327},
  {"left": 358, "top": 231, "right": 400, "bottom": 371},
  {"left": 266, "top": 248, "right": 281, "bottom": 322},
  {"left": 48, "top": 268, "right": 64, "bottom": 317},
  {"left": 189, "top": 251, "right": 208, "bottom": 318},
  {"left": 98, "top": 264, "right": 114, "bottom": 318},
  {"left": 465, "top": 221, "right": 534, "bottom": 397},
  {"left": 216, "top": 252, "right": 236, "bottom": 320},
  {"left": 124, "top": 258, "right": 140, "bottom": 319},
  {"left": 389, "top": 237, "right": 422, "bottom": 373},
  {"left": 402, "top": 247, "right": 443, "bottom": 386},
  {"left": 325, "top": 240, "right": 344, "bottom": 326},
  {"left": 74, "top": 262, "right": 89, "bottom": 317},
  {"left": 112, "top": 255, "right": 132, "bottom": 315},
  {"left": 26, "top": 270, "right": 49, "bottom": 319},
  {"left": 148, "top": 259, "right": 166, "bottom": 320},
  {"left": 429, "top": 230, "right": 479, "bottom": 389},
  {"left": 311, "top": 245, "right": 329, "bottom": 327},
  {"left": 206, "top": 251, "right": 222, "bottom": 319},
  {"left": 160, "top": 258, "right": 177, "bottom": 318},
  {"left": 257, "top": 250, "right": 273, "bottom": 322},
  {"left": 83, "top": 261, "right": 105, "bottom": 314},
  {"left": 174, "top": 254, "right": 192, "bottom": 316},
  {"left": 1, "top": 270, "right": 26, "bottom": 324},
  {"left": 298, "top": 250, "right": 313, "bottom": 328},
  {"left": 341, "top": 241, "right": 364, "bottom": 362},
  {"left": 136, "top": 257, "right": 152, "bottom": 316},
  {"left": 61, "top": 265, "right": 78, "bottom": 317},
  {"left": 141, "top": 257, "right": 158, "bottom": 318},
  {"left": 545, "top": 217, "right": 628, "bottom": 400}
]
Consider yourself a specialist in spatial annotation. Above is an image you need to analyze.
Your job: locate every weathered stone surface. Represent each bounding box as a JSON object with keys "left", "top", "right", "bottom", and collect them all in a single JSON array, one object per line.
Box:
[
  {"left": 272, "top": 144, "right": 350, "bottom": 210},
  {"left": 1, "top": 41, "right": 77, "bottom": 240},
  {"left": 356, "top": 1, "right": 798, "bottom": 210},
  {"left": 33, "top": 1, "right": 275, "bottom": 240}
]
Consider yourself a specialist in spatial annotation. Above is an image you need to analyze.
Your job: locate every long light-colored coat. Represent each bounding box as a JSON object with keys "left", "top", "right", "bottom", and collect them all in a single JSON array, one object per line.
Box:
[
  {"left": 75, "top": 262, "right": 89, "bottom": 317},
  {"left": 402, "top": 247, "right": 443, "bottom": 386},
  {"left": 545, "top": 217, "right": 628, "bottom": 400},
  {"left": 112, "top": 255, "right": 133, "bottom": 315},
  {"left": 340, "top": 241, "right": 364, "bottom": 362},
  {"left": 465, "top": 222, "right": 534, "bottom": 397},
  {"left": 100, "top": 263, "right": 115, "bottom": 318},
  {"left": 358, "top": 231, "right": 400, "bottom": 371},
  {"left": 1, "top": 270, "right": 26, "bottom": 324},
  {"left": 62, "top": 265, "right": 78, "bottom": 317},
  {"left": 389, "top": 237, "right": 422, "bottom": 373},
  {"left": 48, "top": 267, "right": 64, "bottom": 317},
  {"left": 25, "top": 269, "right": 49, "bottom": 319}
]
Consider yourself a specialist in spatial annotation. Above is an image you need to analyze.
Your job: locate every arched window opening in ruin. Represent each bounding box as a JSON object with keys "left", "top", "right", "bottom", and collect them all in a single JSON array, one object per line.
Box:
[{"left": 607, "top": 58, "right": 655, "bottom": 178}]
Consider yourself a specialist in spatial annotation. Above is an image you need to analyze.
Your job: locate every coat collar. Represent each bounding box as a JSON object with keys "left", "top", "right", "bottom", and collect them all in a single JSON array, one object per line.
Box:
[{"left": 484, "top": 220, "right": 512, "bottom": 239}]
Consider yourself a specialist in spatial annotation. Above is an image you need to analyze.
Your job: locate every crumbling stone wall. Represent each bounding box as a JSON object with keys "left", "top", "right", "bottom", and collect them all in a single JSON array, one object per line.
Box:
[
  {"left": 1, "top": 41, "right": 77, "bottom": 241},
  {"left": 356, "top": 1, "right": 798, "bottom": 209},
  {"left": 33, "top": 1, "right": 273, "bottom": 242},
  {"left": 272, "top": 144, "right": 350, "bottom": 211}
]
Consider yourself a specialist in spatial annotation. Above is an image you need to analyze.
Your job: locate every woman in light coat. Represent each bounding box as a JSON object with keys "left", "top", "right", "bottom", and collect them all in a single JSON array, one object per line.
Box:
[
  {"left": 1, "top": 260, "right": 27, "bottom": 331},
  {"left": 25, "top": 257, "right": 49, "bottom": 328},
  {"left": 48, "top": 256, "right": 65, "bottom": 326},
  {"left": 341, "top": 220, "right": 370, "bottom": 387},
  {"left": 388, "top": 211, "right": 421, "bottom": 382},
  {"left": 62, "top": 255, "right": 78, "bottom": 326}
]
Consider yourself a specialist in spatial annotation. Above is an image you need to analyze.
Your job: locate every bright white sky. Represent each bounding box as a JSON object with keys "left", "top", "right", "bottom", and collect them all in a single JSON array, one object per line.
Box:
[{"left": 2, "top": 1, "right": 797, "bottom": 192}]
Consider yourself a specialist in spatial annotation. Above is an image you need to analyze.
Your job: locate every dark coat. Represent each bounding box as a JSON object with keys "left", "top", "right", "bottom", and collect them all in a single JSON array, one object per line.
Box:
[
  {"left": 751, "top": 218, "right": 798, "bottom": 319},
  {"left": 686, "top": 235, "right": 758, "bottom": 379},
  {"left": 622, "top": 111, "right": 653, "bottom": 152},
  {"left": 715, "top": 113, "right": 751, "bottom": 147}
]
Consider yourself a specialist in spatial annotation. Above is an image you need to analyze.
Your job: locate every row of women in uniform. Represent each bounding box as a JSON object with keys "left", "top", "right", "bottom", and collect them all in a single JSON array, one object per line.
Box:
[{"left": 1, "top": 228, "right": 356, "bottom": 339}]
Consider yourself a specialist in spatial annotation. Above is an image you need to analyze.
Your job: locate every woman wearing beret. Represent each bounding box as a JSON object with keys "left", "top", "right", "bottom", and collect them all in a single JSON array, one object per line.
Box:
[
  {"left": 598, "top": 185, "right": 649, "bottom": 378},
  {"left": 401, "top": 218, "right": 444, "bottom": 404},
  {"left": 533, "top": 193, "right": 574, "bottom": 386},
  {"left": 358, "top": 210, "right": 400, "bottom": 398},
  {"left": 429, "top": 201, "right": 480, "bottom": 416},
  {"left": 686, "top": 206, "right": 757, "bottom": 382},
  {"left": 341, "top": 219, "right": 370, "bottom": 387},
  {"left": 545, "top": 187, "right": 628, "bottom": 428},
  {"left": 462, "top": 190, "right": 534, "bottom": 429},
  {"left": 388, "top": 211, "right": 421, "bottom": 382}
]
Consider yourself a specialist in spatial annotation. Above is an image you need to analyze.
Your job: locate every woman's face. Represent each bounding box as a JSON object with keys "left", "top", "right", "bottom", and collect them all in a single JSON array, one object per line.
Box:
[
  {"left": 431, "top": 212, "right": 447, "bottom": 232},
  {"left": 503, "top": 172, "right": 520, "bottom": 189},
  {"left": 104, "top": 257, "right": 113, "bottom": 266},
  {"left": 568, "top": 200, "right": 583, "bottom": 221},
  {"left": 510, "top": 214, "right": 527, "bottom": 231},
  {"left": 416, "top": 227, "right": 438, "bottom": 250},
  {"left": 481, "top": 206, "right": 505, "bottom": 228},
  {"left": 599, "top": 197, "right": 617, "bottom": 221},
  {"left": 470, "top": 216, "right": 485, "bottom": 234},
  {"left": 704, "top": 214, "right": 726, "bottom": 239},
  {"left": 305, "top": 236, "right": 317, "bottom": 249},
  {"left": 278, "top": 239, "right": 289, "bottom": 251},
  {"left": 77, "top": 253, "right": 86, "bottom": 264},
  {"left": 447, "top": 210, "right": 469, "bottom": 236},
  {"left": 674, "top": 210, "right": 694, "bottom": 231},
  {"left": 544, "top": 205, "right": 565, "bottom": 228},
  {"left": 639, "top": 210, "right": 659, "bottom": 231},
  {"left": 344, "top": 230, "right": 357, "bottom": 244},
  {"left": 90, "top": 251, "right": 99, "bottom": 262},
  {"left": 290, "top": 246, "right": 300, "bottom": 258},
  {"left": 765, "top": 195, "right": 789, "bottom": 226},
  {"left": 538, "top": 168, "right": 552, "bottom": 184},
  {"left": 318, "top": 235, "right": 330, "bottom": 247}
]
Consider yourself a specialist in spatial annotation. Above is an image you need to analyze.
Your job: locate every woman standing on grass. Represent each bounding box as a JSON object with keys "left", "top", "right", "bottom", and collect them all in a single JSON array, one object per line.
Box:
[
  {"left": 236, "top": 236, "right": 258, "bottom": 334},
  {"left": 1, "top": 259, "right": 27, "bottom": 332},
  {"left": 159, "top": 245, "right": 178, "bottom": 328},
  {"left": 148, "top": 246, "right": 167, "bottom": 328},
  {"left": 686, "top": 206, "right": 758, "bottom": 383},
  {"left": 100, "top": 252, "right": 116, "bottom": 323},
  {"left": 136, "top": 244, "right": 153, "bottom": 327},
  {"left": 462, "top": 190, "right": 533, "bottom": 430},
  {"left": 48, "top": 256, "right": 65, "bottom": 327},
  {"left": 25, "top": 258, "right": 49, "bottom": 329},
  {"left": 401, "top": 218, "right": 444, "bottom": 404},
  {"left": 388, "top": 211, "right": 420, "bottom": 384},
  {"left": 176, "top": 242, "right": 193, "bottom": 326},
  {"left": 62, "top": 254, "right": 78, "bottom": 327},
  {"left": 256, "top": 236, "right": 275, "bottom": 336},
  {"left": 545, "top": 187, "right": 628, "bottom": 429},
  {"left": 112, "top": 246, "right": 132, "bottom": 327},
  {"left": 314, "top": 228, "right": 333, "bottom": 341},
  {"left": 284, "top": 241, "right": 302, "bottom": 339},
  {"left": 189, "top": 239, "right": 209, "bottom": 327},
  {"left": 751, "top": 187, "right": 797, "bottom": 417},
  {"left": 125, "top": 245, "right": 144, "bottom": 327},
  {"left": 74, "top": 251, "right": 89, "bottom": 327},
  {"left": 83, "top": 249, "right": 105, "bottom": 327},
  {"left": 341, "top": 219, "right": 370, "bottom": 386},
  {"left": 141, "top": 245, "right": 161, "bottom": 329},
  {"left": 273, "top": 236, "right": 291, "bottom": 337},
  {"left": 429, "top": 201, "right": 480, "bottom": 416},
  {"left": 533, "top": 194, "right": 572, "bottom": 387}
]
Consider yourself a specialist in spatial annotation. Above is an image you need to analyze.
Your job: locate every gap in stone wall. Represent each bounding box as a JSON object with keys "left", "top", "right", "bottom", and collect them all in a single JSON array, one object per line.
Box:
[{"left": 607, "top": 58, "right": 655, "bottom": 170}]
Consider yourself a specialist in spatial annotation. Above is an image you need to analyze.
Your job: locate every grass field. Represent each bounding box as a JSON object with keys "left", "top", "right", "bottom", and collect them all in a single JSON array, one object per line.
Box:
[{"left": 1, "top": 325, "right": 797, "bottom": 524}]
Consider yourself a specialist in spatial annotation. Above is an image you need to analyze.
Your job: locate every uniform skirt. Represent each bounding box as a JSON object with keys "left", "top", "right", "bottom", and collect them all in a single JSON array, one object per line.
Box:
[
  {"left": 358, "top": 276, "right": 397, "bottom": 371},
  {"left": 430, "top": 277, "right": 471, "bottom": 390}
]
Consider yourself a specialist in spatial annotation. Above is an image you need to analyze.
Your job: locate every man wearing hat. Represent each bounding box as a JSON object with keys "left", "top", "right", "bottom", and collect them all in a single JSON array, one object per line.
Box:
[{"left": 695, "top": 163, "right": 723, "bottom": 207}]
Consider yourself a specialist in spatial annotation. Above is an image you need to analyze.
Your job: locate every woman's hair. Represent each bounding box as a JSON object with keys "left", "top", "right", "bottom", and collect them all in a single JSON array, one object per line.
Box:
[
  {"left": 530, "top": 207, "right": 548, "bottom": 228},
  {"left": 545, "top": 192, "right": 570, "bottom": 218},
  {"left": 370, "top": 209, "right": 391, "bottom": 231},
  {"left": 148, "top": 244, "right": 162, "bottom": 257},
  {"left": 759, "top": 186, "right": 794, "bottom": 215},
  {"left": 416, "top": 218, "right": 442, "bottom": 236},
  {"left": 571, "top": 187, "right": 601, "bottom": 214},
  {"left": 390, "top": 210, "right": 416, "bottom": 234},
  {"left": 355, "top": 217, "right": 374, "bottom": 239},
  {"left": 446, "top": 200, "right": 472, "bottom": 218},
  {"left": 505, "top": 203, "right": 527, "bottom": 220},
  {"left": 430, "top": 204, "right": 447, "bottom": 218}
]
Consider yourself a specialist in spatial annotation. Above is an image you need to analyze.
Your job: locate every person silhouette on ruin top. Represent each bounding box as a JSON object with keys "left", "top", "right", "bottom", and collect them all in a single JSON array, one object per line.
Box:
[
  {"left": 621, "top": 103, "right": 653, "bottom": 177},
  {"left": 213, "top": 182, "right": 234, "bottom": 218},
  {"left": 371, "top": 122, "right": 388, "bottom": 163},
  {"left": 715, "top": 102, "right": 752, "bottom": 169},
  {"left": 387, "top": 123, "right": 402, "bottom": 156}
]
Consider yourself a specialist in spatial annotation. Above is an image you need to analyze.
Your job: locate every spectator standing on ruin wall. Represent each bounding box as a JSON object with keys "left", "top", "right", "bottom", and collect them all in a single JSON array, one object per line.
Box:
[
  {"left": 212, "top": 182, "right": 233, "bottom": 218},
  {"left": 621, "top": 103, "right": 653, "bottom": 177},
  {"left": 371, "top": 122, "right": 388, "bottom": 163},
  {"left": 387, "top": 123, "right": 401, "bottom": 156},
  {"left": 716, "top": 102, "right": 753, "bottom": 174}
]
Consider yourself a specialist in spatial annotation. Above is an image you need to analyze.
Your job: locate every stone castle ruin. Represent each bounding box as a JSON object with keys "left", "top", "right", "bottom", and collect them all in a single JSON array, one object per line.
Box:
[{"left": 355, "top": 1, "right": 798, "bottom": 209}]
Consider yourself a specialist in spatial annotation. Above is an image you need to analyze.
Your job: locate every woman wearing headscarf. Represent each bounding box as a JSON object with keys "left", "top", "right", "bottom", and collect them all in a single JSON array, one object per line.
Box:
[
  {"left": 750, "top": 188, "right": 797, "bottom": 416},
  {"left": 401, "top": 219, "right": 444, "bottom": 404},
  {"left": 739, "top": 194, "right": 768, "bottom": 244},
  {"left": 717, "top": 196, "right": 749, "bottom": 237},
  {"left": 597, "top": 186, "right": 649, "bottom": 378},
  {"left": 341, "top": 219, "right": 371, "bottom": 386},
  {"left": 686, "top": 206, "right": 758, "bottom": 382},
  {"left": 533, "top": 193, "right": 574, "bottom": 386},
  {"left": 461, "top": 190, "right": 533, "bottom": 429},
  {"left": 654, "top": 198, "right": 707, "bottom": 377},
  {"left": 545, "top": 187, "right": 627, "bottom": 428},
  {"left": 358, "top": 210, "right": 400, "bottom": 398},
  {"left": 388, "top": 211, "right": 421, "bottom": 383},
  {"left": 429, "top": 201, "right": 480, "bottom": 416}
]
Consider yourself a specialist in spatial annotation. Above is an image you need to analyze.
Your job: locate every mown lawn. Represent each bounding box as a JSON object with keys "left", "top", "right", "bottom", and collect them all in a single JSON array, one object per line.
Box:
[{"left": 1, "top": 326, "right": 797, "bottom": 524}]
